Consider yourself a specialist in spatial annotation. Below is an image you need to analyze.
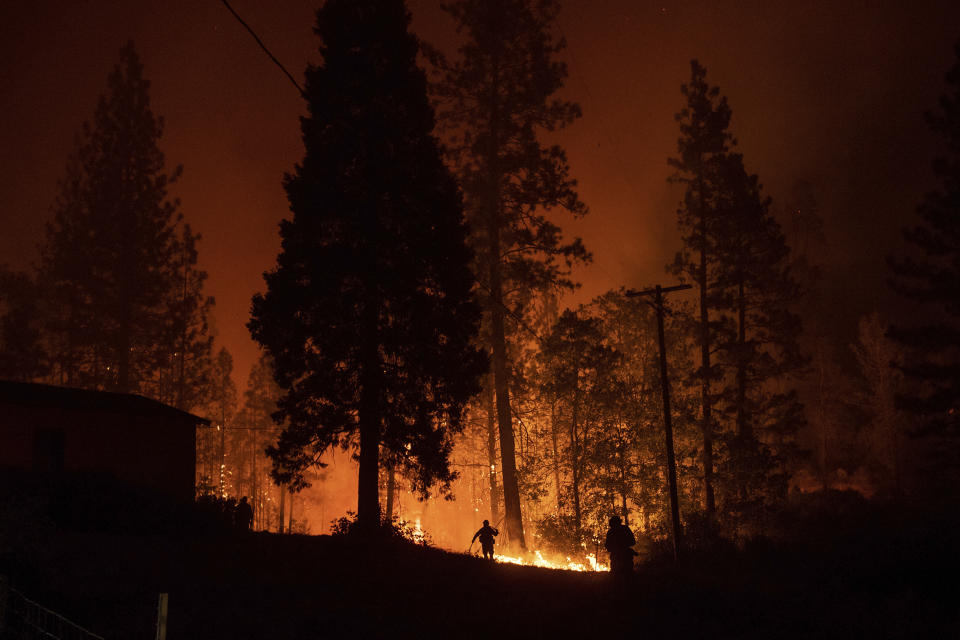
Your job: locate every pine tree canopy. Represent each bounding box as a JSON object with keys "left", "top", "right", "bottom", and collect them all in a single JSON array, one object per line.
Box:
[
  {"left": 249, "top": 0, "right": 486, "bottom": 512},
  {"left": 889, "top": 41, "right": 960, "bottom": 434},
  {"left": 668, "top": 60, "right": 805, "bottom": 524},
  {"left": 40, "top": 42, "right": 213, "bottom": 404},
  {"left": 433, "top": 0, "right": 590, "bottom": 299}
]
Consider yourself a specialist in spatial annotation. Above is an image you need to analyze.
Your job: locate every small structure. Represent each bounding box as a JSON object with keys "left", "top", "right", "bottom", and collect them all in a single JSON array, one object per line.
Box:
[{"left": 0, "top": 380, "right": 208, "bottom": 505}]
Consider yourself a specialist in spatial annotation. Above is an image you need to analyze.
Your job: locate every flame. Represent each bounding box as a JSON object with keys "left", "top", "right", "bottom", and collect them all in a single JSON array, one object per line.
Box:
[
  {"left": 410, "top": 518, "right": 428, "bottom": 545},
  {"left": 490, "top": 549, "right": 609, "bottom": 572}
]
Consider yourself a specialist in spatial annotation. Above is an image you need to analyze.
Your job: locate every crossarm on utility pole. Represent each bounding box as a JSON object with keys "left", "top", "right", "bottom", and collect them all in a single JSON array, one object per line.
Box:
[{"left": 626, "top": 284, "right": 692, "bottom": 299}]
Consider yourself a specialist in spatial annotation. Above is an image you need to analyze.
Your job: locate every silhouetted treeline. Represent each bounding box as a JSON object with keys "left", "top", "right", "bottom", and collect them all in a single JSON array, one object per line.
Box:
[
  {"left": 0, "top": 43, "right": 218, "bottom": 416},
  {"left": 3, "top": 3, "right": 960, "bottom": 559},
  {"left": 0, "top": 43, "right": 302, "bottom": 525},
  {"left": 887, "top": 39, "right": 960, "bottom": 491},
  {"left": 444, "top": 46, "right": 960, "bottom": 558}
]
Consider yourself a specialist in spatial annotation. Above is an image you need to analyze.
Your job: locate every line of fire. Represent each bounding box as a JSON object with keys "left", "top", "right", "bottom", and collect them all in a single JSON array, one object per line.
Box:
[{"left": 1, "top": 0, "right": 959, "bottom": 637}]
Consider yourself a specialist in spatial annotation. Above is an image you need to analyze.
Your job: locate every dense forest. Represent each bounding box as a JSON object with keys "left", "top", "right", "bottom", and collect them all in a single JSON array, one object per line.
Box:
[{"left": 1, "top": 0, "right": 959, "bottom": 569}]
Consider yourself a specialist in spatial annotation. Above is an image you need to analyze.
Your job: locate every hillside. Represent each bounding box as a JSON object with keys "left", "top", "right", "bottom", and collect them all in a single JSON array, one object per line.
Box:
[{"left": 3, "top": 506, "right": 959, "bottom": 639}]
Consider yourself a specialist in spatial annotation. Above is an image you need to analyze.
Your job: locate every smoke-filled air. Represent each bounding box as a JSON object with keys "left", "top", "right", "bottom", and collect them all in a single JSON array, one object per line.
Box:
[{"left": 1, "top": 1, "right": 959, "bottom": 637}]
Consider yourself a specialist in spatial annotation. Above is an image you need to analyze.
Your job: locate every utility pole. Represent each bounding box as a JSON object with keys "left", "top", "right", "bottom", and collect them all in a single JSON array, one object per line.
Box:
[{"left": 626, "top": 283, "right": 691, "bottom": 562}]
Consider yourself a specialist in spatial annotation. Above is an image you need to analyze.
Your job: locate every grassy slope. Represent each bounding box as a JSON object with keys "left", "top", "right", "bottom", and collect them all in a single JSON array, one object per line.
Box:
[{"left": 5, "top": 518, "right": 959, "bottom": 640}]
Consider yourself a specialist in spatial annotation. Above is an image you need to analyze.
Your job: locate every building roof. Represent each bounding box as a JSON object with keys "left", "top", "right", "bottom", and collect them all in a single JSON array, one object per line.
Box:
[{"left": 0, "top": 380, "right": 211, "bottom": 426}]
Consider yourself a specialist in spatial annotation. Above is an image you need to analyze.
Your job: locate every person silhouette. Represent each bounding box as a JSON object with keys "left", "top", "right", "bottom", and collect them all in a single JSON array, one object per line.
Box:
[
  {"left": 471, "top": 519, "right": 500, "bottom": 560},
  {"left": 604, "top": 515, "right": 636, "bottom": 579},
  {"left": 236, "top": 496, "right": 254, "bottom": 532}
]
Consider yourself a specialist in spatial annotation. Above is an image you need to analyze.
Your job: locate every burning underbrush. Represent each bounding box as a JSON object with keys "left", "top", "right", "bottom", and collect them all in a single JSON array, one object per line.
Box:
[
  {"left": 330, "top": 510, "right": 611, "bottom": 572},
  {"left": 490, "top": 549, "right": 608, "bottom": 572}
]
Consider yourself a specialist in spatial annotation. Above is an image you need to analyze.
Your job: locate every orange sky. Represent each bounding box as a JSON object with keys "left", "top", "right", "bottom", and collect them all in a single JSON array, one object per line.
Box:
[{"left": 2, "top": 0, "right": 958, "bottom": 386}]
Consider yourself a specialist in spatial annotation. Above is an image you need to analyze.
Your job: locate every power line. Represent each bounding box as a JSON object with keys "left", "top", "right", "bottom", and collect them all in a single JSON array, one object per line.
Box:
[
  {"left": 215, "top": 1, "right": 649, "bottom": 381},
  {"left": 215, "top": 0, "right": 577, "bottom": 351},
  {"left": 219, "top": 0, "right": 307, "bottom": 99}
]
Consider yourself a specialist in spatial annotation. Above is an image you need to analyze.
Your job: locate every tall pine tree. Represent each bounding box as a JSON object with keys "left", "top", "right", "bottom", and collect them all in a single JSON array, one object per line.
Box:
[
  {"left": 711, "top": 153, "right": 804, "bottom": 529},
  {"left": 889, "top": 42, "right": 960, "bottom": 441},
  {"left": 40, "top": 42, "right": 213, "bottom": 400},
  {"left": 669, "top": 60, "right": 734, "bottom": 520},
  {"left": 431, "top": 0, "right": 589, "bottom": 551},
  {"left": 670, "top": 62, "right": 803, "bottom": 529},
  {"left": 249, "top": 0, "right": 486, "bottom": 532}
]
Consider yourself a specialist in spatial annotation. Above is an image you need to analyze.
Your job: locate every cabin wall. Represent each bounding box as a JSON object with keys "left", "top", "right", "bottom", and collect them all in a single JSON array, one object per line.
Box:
[{"left": 0, "top": 403, "right": 196, "bottom": 503}]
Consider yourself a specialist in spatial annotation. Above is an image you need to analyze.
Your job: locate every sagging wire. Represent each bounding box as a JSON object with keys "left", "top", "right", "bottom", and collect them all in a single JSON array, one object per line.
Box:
[{"left": 219, "top": 0, "right": 307, "bottom": 99}]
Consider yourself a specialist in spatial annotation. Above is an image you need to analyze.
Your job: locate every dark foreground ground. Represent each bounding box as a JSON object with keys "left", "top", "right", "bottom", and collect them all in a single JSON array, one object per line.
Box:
[{"left": 2, "top": 502, "right": 960, "bottom": 639}]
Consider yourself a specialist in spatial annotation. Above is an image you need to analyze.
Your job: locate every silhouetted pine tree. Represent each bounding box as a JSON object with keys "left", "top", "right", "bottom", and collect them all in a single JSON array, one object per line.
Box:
[
  {"left": 155, "top": 225, "right": 215, "bottom": 411},
  {"left": 431, "top": 0, "right": 589, "bottom": 551},
  {"left": 889, "top": 42, "right": 960, "bottom": 440},
  {"left": 0, "top": 267, "right": 49, "bottom": 382},
  {"left": 710, "top": 153, "right": 805, "bottom": 529},
  {"left": 39, "top": 42, "right": 213, "bottom": 400},
  {"left": 248, "top": 0, "right": 486, "bottom": 532},
  {"left": 668, "top": 60, "right": 734, "bottom": 520}
]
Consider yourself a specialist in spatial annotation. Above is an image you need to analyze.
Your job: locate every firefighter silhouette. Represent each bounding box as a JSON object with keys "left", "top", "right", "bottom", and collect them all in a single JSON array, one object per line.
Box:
[
  {"left": 472, "top": 520, "right": 500, "bottom": 560},
  {"left": 236, "top": 496, "right": 254, "bottom": 532},
  {"left": 604, "top": 515, "right": 636, "bottom": 578}
]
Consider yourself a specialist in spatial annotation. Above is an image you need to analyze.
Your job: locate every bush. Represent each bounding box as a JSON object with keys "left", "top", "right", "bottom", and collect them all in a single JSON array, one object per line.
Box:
[
  {"left": 533, "top": 513, "right": 585, "bottom": 557},
  {"left": 330, "top": 511, "right": 433, "bottom": 546}
]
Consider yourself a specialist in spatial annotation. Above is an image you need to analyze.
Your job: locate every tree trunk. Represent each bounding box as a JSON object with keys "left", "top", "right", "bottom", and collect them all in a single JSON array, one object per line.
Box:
[
  {"left": 385, "top": 463, "right": 396, "bottom": 522},
  {"left": 490, "top": 300, "right": 524, "bottom": 549},
  {"left": 736, "top": 279, "right": 753, "bottom": 501},
  {"left": 620, "top": 489, "right": 629, "bottom": 527},
  {"left": 117, "top": 211, "right": 133, "bottom": 393},
  {"left": 618, "top": 430, "right": 630, "bottom": 526},
  {"left": 176, "top": 245, "right": 188, "bottom": 409},
  {"left": 485, "top": 380, "right": 500, "bottom": 524},
  {"left": 480, "top": 52, "right": 525, "bottom": 552},
  {"left": 569, "top": 384, "right": 582, "bottom": 546},
  {"left": 485, "top": 174, "right": 525, "bottom": 550},
  {"left": 550, "top": 402, "right": 562, "bottom": 516},
  {"left": 278, "top": 486, "right": 286, "bottom": 534},
  {"left": 288, "top": 489, "right": 294, "bottom": 533},
  {"left": 737, "top": 279, "right": 749, "bottom": 440},
  {"left": 735, "top": 278, "right": 750, "bottom": 519},
  {"left": 251, "top": 435, "right": 258, "bottom": 529},
  {"left": 357, "top": 293, "right": 381, "bottom": 531},
  {"left": 698, "top": 184, "right": 716, "bottom": 518},
  {"left": 117, "top": 305, "right": 131, "bottom": 393}
]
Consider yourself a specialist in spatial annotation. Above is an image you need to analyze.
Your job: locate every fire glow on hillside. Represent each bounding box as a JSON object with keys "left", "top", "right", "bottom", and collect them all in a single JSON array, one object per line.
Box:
[
  {"left": 423, "top": 517, "right": 611, "bottom": 571},
  {"left": 492, "top": 550, "right": 609, "bottom": 572}
]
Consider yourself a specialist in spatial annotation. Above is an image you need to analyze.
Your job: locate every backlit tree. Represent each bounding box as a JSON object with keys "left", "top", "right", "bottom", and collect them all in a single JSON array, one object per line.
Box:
[
  {"left": 431, "top": 0, "right": 589, "bottom": 550},
  {"left": 40, "top": 42, "right": 213, "bottom": 400},
  {"left": 249, "top": 0, "right": 486, "bottom": 531}
]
